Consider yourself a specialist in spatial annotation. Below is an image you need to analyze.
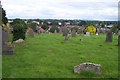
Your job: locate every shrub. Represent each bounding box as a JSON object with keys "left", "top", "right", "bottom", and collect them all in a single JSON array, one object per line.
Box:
[
  {"left": 84, "top": 25, "right": 96, "bottom": 34},
  {"left": 12, "top": 18, "right": 27, "bottom": 41},
  {"left": 27, "top": 22, "right": 37, "bottom": 32},
  {"left": 49, "top": 26, "right": 59, "bottom": 33}
]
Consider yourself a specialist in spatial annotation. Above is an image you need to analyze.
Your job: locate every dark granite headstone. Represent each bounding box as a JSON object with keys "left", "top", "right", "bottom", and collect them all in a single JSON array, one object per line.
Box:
[
  {"left": 105, "top": 30, "right": 113, "bottom": 42},
  {"left": 118, "top": 35, "right": 120, "bottom": 47},
  {"left": 2, "top": 30, "right": 14, "bottom": 55}
]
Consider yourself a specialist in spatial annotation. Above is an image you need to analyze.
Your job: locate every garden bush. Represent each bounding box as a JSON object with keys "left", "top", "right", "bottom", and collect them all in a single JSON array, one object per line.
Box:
[
  {"left": 84, "top": 25, "right": 96, "bottom": 34},
  {"left": 12, "top": 18, "right": 27, "bottom": 41}
]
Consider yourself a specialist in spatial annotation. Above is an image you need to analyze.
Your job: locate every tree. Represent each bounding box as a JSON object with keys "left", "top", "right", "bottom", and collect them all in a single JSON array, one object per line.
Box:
[
  {"left": 41, "top": 21, "right": 49, "bottom": 30},
  {"left": 12, "top": 18, "right": 27, "bottom": 41},
  {"left": 2, "top": 8, "right": 8, "bottom": 25},
  {"left": 27, "top": 22, "right": 37, "bottom": 32},
  {"left": 78, "top": 20, "right": 87, "bottom": 26},
  {"left": 49, "top": 26, "right": 59, "bottom": 33}
]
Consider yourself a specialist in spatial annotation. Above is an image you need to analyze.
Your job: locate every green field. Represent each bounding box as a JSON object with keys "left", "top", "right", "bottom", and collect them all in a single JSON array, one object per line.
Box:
[{"left": 2, "top": 34, "right": 118, "bottom": 78}]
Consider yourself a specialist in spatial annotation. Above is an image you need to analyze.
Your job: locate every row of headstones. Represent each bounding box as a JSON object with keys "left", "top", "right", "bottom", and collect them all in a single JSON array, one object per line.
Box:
[
  {"left": 1, "top": 26, "right": 36, "bottom": 55},
  {"left": 2, "top": 26, "right": 120, "bottom": 55},
  {"left": 62, "top": 26, "right": 118, "bottom": 43}
]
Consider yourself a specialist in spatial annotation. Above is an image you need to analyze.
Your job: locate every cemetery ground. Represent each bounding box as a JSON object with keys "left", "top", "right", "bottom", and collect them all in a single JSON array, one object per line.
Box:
[{"left": 2, "top": 33, "right": 118, "bottom": 78}]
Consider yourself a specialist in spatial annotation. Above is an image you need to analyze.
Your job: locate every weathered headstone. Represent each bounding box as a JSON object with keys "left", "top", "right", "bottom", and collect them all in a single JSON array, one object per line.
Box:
[
  {"left": 86, "top": 32, "right": 90, "bottom": 37},
  {"left": 71, "top": 29, "right": 76, "bottom": 37},
  {"left": 2, "top": 30, "right": 14, "bottom": 55},
  {"left": 62, "top": 27, "right": 69, "bottom": 40},
  {"left": 14, "top": 39, "right": 24, "bottom": 43},
  {"left": 105, "top": 30, "right": 112, "bottom": 42},
  {"left": 62, "top": 27, "right": 69, "bottom": 37},
  {"left": 27, "top": 27, "right": 34, "bottom": 37},
  {"left": 54, "top": 30, "right": 57, "bottom": 33},
  {"left": 77, "top": 27, "right": 83, "bottom": 35},
  {"left": 74, "top": 62, "right": 101, "bottom": 74}
]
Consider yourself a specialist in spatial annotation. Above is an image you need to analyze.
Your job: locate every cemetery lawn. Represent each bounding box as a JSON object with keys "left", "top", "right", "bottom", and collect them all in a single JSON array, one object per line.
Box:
[{"left": 2, "top": 34, "right": 118, "bottom": 78}]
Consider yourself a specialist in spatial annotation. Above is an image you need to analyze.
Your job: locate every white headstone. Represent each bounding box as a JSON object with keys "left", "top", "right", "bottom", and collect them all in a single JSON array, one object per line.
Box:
[
  {"left": 86, "top": 32, "right": 90, "bottom": 37},
  {"left": 96, "top": 33, "right": 99, "bottom": 35}
]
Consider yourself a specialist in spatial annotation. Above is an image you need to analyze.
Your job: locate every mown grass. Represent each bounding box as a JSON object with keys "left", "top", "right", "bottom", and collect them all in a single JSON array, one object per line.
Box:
[{"left": 2, "top": 33, "right": 118, "bottom": 78}]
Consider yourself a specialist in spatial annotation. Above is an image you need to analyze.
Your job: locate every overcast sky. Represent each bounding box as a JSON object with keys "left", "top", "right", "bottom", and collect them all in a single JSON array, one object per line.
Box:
[{"left": 1, "top": 0, "right": 119, "bottom": 21}]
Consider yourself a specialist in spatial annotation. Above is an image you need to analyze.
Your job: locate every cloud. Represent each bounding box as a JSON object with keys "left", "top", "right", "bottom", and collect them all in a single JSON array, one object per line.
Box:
[{"left": 1, "top": 0, "right": 119, "bottom": 21}]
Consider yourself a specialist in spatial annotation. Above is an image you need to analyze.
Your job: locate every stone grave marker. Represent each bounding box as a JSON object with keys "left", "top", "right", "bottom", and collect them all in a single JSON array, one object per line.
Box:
[
  {"left": 86, "top": 32, "right": 90, "bottom": 37},
  {"left": 27, "top": 27, "right": 34, "bottom": 37},
  {"left": 118, "top": 30, "right": 120, "bottom": 47},
  {"left": 118, "top": 35, "right": 120, "bottom": 47},
  {"left": 96, "top": 33, "right": 98, "bottom": 36},
  {"left": 105, "top": 30, "right": 112, "bottom": 42},
  {"left": 62, "top": 27, "right": 69, "bottom": 40},
  {"left": 74, "top": 62, "right": 101, "bottom": 74},
  {"left": 2, "top": 30, "right": 14, "bottom": 55},
  {"left": 77, "top": 28, "right": 83, "bottom": 35},
  {"left": 71, "top": 29, "right": 76, "bottom": 37}
]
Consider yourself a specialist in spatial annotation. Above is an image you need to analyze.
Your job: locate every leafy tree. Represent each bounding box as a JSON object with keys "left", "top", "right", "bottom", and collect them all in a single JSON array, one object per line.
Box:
[
  {"left": 78, "top": 20, "right": 87, "bottom": 26},
  {"left": 27, "top": 22, "right": 37, "bottom": 32},
  {"left": 49, "top": 26, "right": 59, "bottom": 33},
  {"left": 2, "top": 8, "right": 8, "bottom": 25},
  {"left": 41, "top": 21, "right": 49, "bottom": 30},
  {"left": 111, "top": 24, "right": 118, "bottom": 33},
  {"left": 12, "top": 18, "right": 27, "bottom": 41}
]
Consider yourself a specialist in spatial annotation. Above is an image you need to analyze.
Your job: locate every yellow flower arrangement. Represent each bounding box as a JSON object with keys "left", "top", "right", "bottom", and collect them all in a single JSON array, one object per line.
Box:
[{"left": 85, "top": 25, "right": 96, "bottom": 34}]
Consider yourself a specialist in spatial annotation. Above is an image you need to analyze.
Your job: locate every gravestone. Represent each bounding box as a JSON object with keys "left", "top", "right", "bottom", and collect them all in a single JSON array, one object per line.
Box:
[
  {"left": 54, "top": 30, "right": 57, "bottom": 33},
  {"left": 118, "top": 30, "right": 120, "bottom": 47},
  {"left": 118, "top": 35, "right": 120, "bottom": 47},
  {"left": 96, "top": 33, "right": 99, "bottom": 35},
  {"left": 71, "top": 29, "right": 76, "bottom": 37},
  {"left": 86, "top": 32, "right": 90, "bottom": 37},
  {"left": 2, "top": 30, "right": 14, "bottom": 55},
  {"left": 105, "top": 30, "right": 112, "bottom": 42},
  {"left": 74, "top": 62, "right": 101, "bottom": 74},
  {"left": 14, "top": 39, "right": 24, "bottom": 43},
  {"left": 27, "top": 27, "right": 34, "bottom": 37},
  {"left": 77, "top": 28, "right": 83, "bottom": 34},
  {"left": 62, "top": 27, "right": 69, "bottom": 40}
]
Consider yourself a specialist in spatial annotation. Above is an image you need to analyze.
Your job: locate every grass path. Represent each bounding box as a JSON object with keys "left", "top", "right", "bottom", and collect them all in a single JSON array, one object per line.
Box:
[{"left": 2, "top": 34, "right": 118, "bottom": 78}]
